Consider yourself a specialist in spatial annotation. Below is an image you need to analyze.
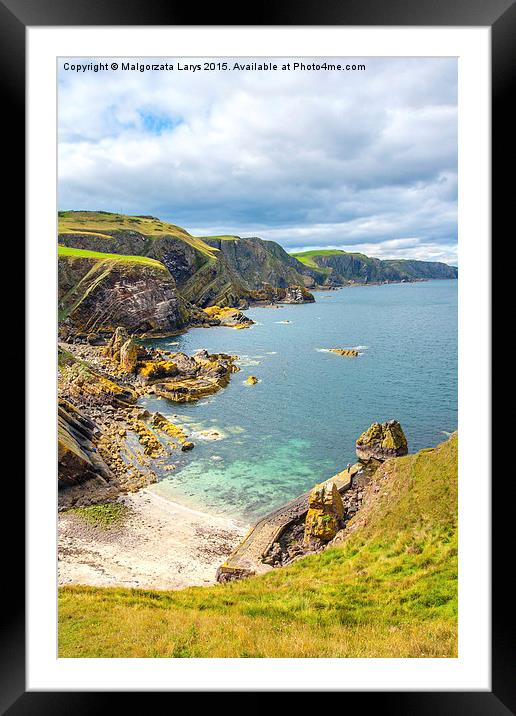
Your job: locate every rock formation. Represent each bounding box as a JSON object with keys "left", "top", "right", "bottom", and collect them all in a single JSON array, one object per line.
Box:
[
  {"left": 119, "top": 338, "right": 139, "bottom": 373},
  {"left": 355, "top": 420, "right": 408, "bottom": 462},
  {"left": 329, "top": 348, "right": 359, "bottom": 357},
  {"left": 202, "top": 305, "right": 254, "bottom": 328},
  {"left": 58, "top": 398, "right": 112, "bottom": 487},
  {"left": 303, "top": 481, "right": 345, "bottom": 544},
  {"left": 245, "top": 375, "right": 259, "bottom": 385}
]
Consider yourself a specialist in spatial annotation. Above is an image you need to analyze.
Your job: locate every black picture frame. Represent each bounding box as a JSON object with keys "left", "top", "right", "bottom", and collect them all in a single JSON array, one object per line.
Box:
[{"left": 6, "top": 0, "right": 510, "bottom": 711}]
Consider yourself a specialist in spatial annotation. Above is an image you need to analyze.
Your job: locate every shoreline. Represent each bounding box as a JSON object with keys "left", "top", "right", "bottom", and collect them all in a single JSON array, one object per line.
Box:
[{"left": 59, "top": 487, "right": 249, "bottom": 591}]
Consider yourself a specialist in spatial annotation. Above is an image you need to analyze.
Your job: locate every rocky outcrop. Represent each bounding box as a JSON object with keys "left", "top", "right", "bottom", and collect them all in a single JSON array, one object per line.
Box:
[
  {"left": 104, "top": 327, "right": 129, "bottom": 361},
  {"left": 245, "top": 375, "right": 259, "bottom": 385},
  {"left": 119, "top": 339, "right": 139, "bottom": 373},
  {"left": 58, "top": 398, "right": 112, "bottom": 487},
  {"left": 151, "top": 351, "right": 237, "bottom": 403},
  {"left": 355, "top": 420, "right": 408, "bottom": 462},
  {"left": 202, "top": 305, "right": 255, "bottom": 328},
  {"left": 249, "top": 283, "right": 315, "bottom": 304},
  {"left": 303, "top": 482, "right": 345, "bottom": 544},
  {"left": 59, "top": 253, "right": 190, "bottom": 338},
  {"left": 329, "top": 348, "right": 359, "bottom": 357},
  {"left": 281, "top": 285, "right": 316, "bottom": 304}
]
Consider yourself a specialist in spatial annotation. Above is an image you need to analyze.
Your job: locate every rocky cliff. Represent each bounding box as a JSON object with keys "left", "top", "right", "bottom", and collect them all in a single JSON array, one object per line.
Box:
[
  {"left": 58, "top": 212, "right": 314, "bottom": 336},
  {"left": 58, "top": 247, "right": 191, "bottom": 338},
  {"left": 291, "top": 249, "right": 458, "bottom": 285}
]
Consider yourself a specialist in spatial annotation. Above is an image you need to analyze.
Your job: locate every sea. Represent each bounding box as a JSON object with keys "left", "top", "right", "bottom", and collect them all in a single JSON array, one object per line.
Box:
[{"left": 140, "top": 279, "right": 457, "bottom": 523}]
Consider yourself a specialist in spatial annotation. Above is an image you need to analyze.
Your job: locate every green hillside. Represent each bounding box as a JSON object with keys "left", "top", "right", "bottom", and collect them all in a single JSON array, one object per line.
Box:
[
  {"left": 291, "top": 249, "right": 458, "bottom": 284},
  {"left": 58, "top": 433, "right": 457, "bottom": 658},
  {"left": 58, "top": 244, "right": 168, "bottom": 270},
  {"left": 58, "top": 210, "right": 218, "bottom": 258}
]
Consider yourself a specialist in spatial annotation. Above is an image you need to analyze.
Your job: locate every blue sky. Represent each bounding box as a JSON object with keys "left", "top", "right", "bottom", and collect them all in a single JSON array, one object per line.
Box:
[{"left": 58, "top": 57, "right": 457, "bottom": 264}]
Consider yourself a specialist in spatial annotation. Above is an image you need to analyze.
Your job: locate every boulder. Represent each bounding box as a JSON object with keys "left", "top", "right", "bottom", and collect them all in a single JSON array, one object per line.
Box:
[
  {"left": 245, "top": 375, "right": 259, "bottom": 385},
  {"left": 303, "top": 481, "right": 344, "bottom": 544},
  {"left": 355, "top": 419, "right": 408, "bottom": 462},
  {"left": 119, "top": 339, "right": 139, "bottom": 373}
]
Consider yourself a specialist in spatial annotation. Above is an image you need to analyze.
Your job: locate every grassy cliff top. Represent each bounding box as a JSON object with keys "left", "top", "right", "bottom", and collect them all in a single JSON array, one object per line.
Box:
[
  {"left": 58, "top": 211, "right": 218, "bottom": 258},
  {"left": 58, "top": 433, "right": 457, "bottom": 658},
  {"left": 58, "top": 244, "right": 168, "bottom": 271}
]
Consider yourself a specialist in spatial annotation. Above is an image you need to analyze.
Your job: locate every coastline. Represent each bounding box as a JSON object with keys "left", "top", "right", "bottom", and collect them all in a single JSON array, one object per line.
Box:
[{"left": 58, "top": 488, "right": 248, "bottom": 590}]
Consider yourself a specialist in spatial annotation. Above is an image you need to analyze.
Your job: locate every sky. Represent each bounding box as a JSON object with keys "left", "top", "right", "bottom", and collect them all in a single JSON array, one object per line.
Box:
[{"left": 58, "top": 57, "right": 457, "bottom": 265}]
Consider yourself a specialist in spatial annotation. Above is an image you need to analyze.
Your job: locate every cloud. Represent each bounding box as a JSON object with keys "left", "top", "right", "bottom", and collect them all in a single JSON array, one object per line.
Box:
[{"left": 58, "top": 57, "right": 457, "bottom": 264}]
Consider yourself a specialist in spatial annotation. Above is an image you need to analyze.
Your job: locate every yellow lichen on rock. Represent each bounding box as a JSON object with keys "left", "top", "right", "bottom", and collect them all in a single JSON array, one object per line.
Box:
[
  {"left": 329, "top": 348, "right": 359, "bottom": 357},
  {"left": 303, "top": 482, "right": 344, "bottom": 544},
  {"left": 151, "top": 412, "right": 193, "bottom": 450},
  {"left": 203, "top": 306, "right": 254, "bottom": 329},
  {"left": 138, "top": 360, "right": 179, "bottom": 379},
  {"left": 356, "top": 419, "right": 408, "bottom": 461}
]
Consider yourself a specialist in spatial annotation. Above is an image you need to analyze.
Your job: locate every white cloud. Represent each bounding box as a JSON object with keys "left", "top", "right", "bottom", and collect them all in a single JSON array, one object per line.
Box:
[{"left": 58, "top": 57, "right": 457, "bottom": 264}]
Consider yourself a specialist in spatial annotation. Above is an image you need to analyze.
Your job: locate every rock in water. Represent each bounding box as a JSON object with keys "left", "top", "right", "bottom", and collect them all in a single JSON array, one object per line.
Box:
[
  {"left": 355, "top": 419, "right": 408, "bottom": 462},
  {"left": 245, "top": 375, "right": 259, "bottom": 385},
  {"left": 303, "top": 481, "right": 344, "bottom": 544},
  {"left": 329, "top": 348, "right": 359, "bottom": 357},
  {"left": 119, "top": 338, "right": 139, "bottom": 373}
]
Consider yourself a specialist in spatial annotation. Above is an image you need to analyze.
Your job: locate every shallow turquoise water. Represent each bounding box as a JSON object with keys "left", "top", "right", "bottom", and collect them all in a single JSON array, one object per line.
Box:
[{"left": 141, "top": 280, "right": 457, "bottom": 522}]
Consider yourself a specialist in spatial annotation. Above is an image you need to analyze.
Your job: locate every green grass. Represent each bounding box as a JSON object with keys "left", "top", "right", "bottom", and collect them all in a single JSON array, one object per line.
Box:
[
  {"left": 201, "top": 235, "right": 240, "bottom": 241},
  {"left": 58, "top": 211, "right": 218, "bottom": 259},
  {"left": 58, "top": 244, "right": 168, "bottom": 269},
  {"left": 68, "top": 503, "right": 129, "bottom": 529},
  {"left": 58, "top": 434, "right": 457, "bottom": 658},
  {"left": 290, "top": 249, "right": 348, "bottom": 272}
]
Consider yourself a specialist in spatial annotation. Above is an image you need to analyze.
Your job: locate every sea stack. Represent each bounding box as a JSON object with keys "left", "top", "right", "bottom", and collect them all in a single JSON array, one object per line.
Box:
[{"left": 355, "top": 420, "right": 408, "bottom": 462}]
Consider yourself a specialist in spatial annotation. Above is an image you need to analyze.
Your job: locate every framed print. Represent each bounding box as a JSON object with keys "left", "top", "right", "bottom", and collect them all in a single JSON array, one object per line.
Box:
[{"left": 4, "top": 0, "right": 512, "bottom": 710}]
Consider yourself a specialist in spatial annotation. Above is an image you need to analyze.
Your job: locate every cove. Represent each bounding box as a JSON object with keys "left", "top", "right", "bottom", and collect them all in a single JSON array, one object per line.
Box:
[{"left": 140, "top": 279, "right": 457, "bottom": 523}]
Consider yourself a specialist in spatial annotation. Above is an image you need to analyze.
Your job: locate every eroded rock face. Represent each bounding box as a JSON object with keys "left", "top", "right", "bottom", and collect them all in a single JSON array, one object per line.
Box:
[
  {"left": 59, "top": 257, "right": 189, "bottom": 336},
  {"left": 58, "top": 398, "right": 112, "bottom": 487},
  {"left": 356, "top": 420, "right": 408, "bottom": 462},
  {"left": 303, "top": 481, "right": 344, "bottom": 544}
]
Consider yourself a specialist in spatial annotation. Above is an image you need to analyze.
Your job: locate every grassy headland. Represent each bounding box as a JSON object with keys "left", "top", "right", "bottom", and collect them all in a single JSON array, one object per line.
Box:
[{"left": 59, "top": 433, "right": 457, "bottom": 658}]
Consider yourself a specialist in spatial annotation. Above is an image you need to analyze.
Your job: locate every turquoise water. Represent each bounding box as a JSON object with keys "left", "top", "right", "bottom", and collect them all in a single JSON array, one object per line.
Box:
[{"left": 141, "top": 280, "right": 457, "bottom": 523}]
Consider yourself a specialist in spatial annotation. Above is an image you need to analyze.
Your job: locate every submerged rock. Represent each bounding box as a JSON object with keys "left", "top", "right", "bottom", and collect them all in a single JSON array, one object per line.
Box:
[
  {"left": 355, "top": 420, "right": 408, "bottom": 462},
  {"left": 303, "top": 481, "right": 344, "bottom": 544}
]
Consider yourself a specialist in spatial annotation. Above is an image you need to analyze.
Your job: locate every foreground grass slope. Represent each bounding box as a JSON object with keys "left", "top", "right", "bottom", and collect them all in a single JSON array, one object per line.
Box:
[
  {"left": 58, "top": 210, "right": 217, "bottom": 258},
  {"left": 59, "top": 434, "right": 457, "bottom": 658}
]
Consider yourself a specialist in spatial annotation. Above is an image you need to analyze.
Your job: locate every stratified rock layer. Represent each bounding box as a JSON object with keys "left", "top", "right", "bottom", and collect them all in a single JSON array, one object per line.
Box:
[
  {"left": 58, "top": 398, "right": 112, "bottom": 487},
  {"left": 356, "top": 420, "right": 408, "bottom": 462}
]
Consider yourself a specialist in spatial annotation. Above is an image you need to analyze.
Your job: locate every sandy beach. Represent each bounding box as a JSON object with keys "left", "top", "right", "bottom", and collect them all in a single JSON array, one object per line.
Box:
[{"left": 58, "top": 490, "right": 248, "bottom": 591}]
